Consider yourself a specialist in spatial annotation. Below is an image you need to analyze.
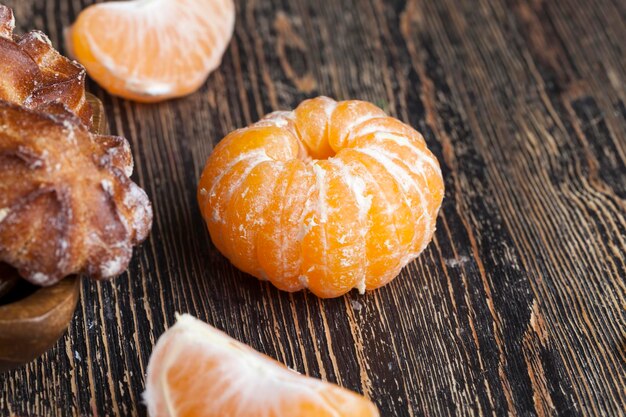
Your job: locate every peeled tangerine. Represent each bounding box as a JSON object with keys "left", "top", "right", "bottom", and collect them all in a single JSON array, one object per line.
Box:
[
  {"left": 143, "top": 314, "right": 379, "bottom": 417},
  {"left": 66, "top": 0, "right": 235, "bottom": 102},
  {"left": 198, "top": 97, "right": 445, "bottom": 298}
]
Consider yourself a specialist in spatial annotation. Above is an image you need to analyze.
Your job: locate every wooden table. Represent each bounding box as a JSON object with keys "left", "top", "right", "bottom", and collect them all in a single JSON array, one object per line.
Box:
[{"left": 1, "top": 0, "right": 625, "bottom": 415}]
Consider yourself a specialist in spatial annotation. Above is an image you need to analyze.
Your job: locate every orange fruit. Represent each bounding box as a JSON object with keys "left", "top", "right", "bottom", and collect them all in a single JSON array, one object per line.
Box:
[
  {"left": 197, "top": 97, "right": 444, "bottom": 298},
  {"left": 66, "top": 0, "right": 235, "bottom": 102},
  {"left": 143, "top": 314, "right": 380, "bottom": 417}
]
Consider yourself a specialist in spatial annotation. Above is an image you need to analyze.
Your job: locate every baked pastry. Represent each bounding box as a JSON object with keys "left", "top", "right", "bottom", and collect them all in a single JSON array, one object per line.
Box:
[
  {"left": 198, "top": 97, "right": 444, "bottom": 298},
  {"left": 0, "top": 5, "right": 153, "bottom": 286},
  {"left": 0, "top": 5, "right": 92, "bottom": 126}
]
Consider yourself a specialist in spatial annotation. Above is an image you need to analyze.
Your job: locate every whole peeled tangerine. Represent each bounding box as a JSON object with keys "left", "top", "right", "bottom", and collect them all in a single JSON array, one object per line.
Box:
[{"left": 198, "top": 97, "right": 444, "bottom": 298}]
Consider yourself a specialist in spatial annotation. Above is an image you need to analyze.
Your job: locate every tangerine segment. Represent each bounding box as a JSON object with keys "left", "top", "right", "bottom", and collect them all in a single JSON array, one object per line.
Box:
[
  {"left": 299, "top": 161, "right": 367, "bottom": 298},
  {"left": 198, "top": 127, "right": 300, "bottom": 267},
  {"left": 143, "top": 314, "right": 380, "bottom": 417},
  {"left": 293, "top": 96, "right": 336, "bottom": 160},
  {"left": 66, "top": 0, "right": 235, "bottom": 102},
  {"left": 328, "top": 101, "right": 386, "bottom": 151},
  {"left": 222, "top": 160, "right": 285, "bottom": 278},
  {"left": 198, "top": 126, "right": 300, "bottom": 194},
  {"left": 198, "top": 97, "right": 444, "bottom": 298},
  {"left": 345, "top": 117, "right": 427, "bottom": 150},
  {"left": 257, "top": 160, "right": 315, "bottom": 292},
  {"left": 335, "top": 150, "right": 414, "bottom": 289},
  {"left": 353, "top": 131, "right": 444, "bottom": 253}
]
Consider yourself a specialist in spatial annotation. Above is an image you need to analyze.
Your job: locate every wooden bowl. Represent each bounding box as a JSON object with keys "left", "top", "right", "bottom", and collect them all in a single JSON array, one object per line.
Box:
[
  {"left": 0, "top": 93, "right": 106, "bottom": 372},
  {"left": 0, "top": 271, "right": 80, "bottom": 372}
]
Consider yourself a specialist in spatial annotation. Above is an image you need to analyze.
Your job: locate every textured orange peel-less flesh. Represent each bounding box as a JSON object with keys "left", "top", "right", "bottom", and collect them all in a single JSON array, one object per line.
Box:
[
  {"left": 198, "top": 97, "right": 445, "bottom": 298},
  {"left": 66, "top": 0, "right": 236, "bottom": 102},
  {"left": 143, "top": 314, "right": 380, "bottom": 417}
]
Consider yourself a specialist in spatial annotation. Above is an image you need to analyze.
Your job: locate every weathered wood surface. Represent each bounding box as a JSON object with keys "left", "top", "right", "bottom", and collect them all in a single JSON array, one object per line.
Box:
[{"left": 1, "top": 0, "right": 625, "bottom": 415}]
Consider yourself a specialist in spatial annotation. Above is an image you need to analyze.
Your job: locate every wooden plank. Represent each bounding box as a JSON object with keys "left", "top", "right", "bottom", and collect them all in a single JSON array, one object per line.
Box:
[{"left": 0, "top": 0, "right": 624, "bottom": 416}]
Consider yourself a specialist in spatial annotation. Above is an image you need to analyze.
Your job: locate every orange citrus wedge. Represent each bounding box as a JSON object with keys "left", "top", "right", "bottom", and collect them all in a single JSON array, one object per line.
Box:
[
  {"left": 66, "top": 0, "right": 235, "bottom": 102},
  {"left": 143, "top": 314, "right": 380, "bottom": 417}
]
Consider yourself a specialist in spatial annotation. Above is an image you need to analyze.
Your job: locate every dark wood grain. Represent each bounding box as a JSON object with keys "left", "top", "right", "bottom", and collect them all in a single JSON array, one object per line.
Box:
[{"left": 1, "top": 0, "right": 625, "bottom": 416}]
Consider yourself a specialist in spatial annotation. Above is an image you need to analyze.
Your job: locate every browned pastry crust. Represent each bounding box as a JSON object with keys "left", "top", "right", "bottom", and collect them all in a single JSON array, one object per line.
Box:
[
  {"left": 0, "top": 5, "right": 92, "bottom": 126},
  {"left": 0, "top": 5, "right": 153, "bottom": 286}
]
